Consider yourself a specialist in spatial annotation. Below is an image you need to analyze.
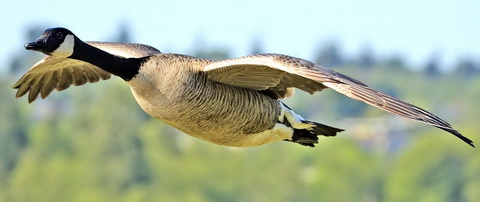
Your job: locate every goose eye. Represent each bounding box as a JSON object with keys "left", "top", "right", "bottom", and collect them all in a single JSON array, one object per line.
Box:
[{"left": 56, "top": 32, "right": 64, "bottom": 40}]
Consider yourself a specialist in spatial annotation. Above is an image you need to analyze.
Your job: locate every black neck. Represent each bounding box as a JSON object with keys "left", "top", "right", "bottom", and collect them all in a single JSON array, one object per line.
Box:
[{"left": 69, "top": 37, "right": 147, "bottom": 81}]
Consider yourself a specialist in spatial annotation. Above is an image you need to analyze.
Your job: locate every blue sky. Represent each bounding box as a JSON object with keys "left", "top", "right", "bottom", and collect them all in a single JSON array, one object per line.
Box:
[{"left": 1, "top": 0, "right": 479, "bottom": 70}]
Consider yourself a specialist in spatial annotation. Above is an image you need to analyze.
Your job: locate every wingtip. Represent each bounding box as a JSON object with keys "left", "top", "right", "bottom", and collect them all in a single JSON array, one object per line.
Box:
[
  {"left": 465, "top": 140, "right": 475, "bottom": 148},
  {"left": 456, "top": 133, "right": 474, "bottom": 148},
  {"left": 465, "top": 139, "right": 475, "bottom": 148},
  {"left": 462, "top": 137, "right": 475, "bottom": 148},
  {"left": 12, "top": 81, "right": 22, "bottom": 90},
  {"left": 441, "top": 127, "right": 475, "bottom": 148}
]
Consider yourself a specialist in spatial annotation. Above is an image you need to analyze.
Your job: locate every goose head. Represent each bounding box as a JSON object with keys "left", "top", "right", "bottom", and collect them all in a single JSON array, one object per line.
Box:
[{"left": 25, "top": 27, "right": 76, "bottom": 57}]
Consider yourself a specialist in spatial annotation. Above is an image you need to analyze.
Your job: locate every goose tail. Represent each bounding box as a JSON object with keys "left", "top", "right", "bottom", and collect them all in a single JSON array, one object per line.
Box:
[{"left": 279, "top": 102, "right": 344, "bottom": 147}]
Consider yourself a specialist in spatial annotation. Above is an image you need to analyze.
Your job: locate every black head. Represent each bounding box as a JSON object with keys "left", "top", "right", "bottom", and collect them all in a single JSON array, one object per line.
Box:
[{"left": 25, "top": 27, "right": 76, "bottom": 57}]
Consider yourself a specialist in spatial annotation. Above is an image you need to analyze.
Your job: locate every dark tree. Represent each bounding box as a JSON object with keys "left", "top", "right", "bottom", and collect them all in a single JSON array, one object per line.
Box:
[
  {"left": 424, "top": 54, "right": 441, "bottom": 77},
  {"left": 455, "top": 57, "right": 479, "bottom": 78},
  {"left": 314, "top": 42, "right": 344, "bottom": 68}
]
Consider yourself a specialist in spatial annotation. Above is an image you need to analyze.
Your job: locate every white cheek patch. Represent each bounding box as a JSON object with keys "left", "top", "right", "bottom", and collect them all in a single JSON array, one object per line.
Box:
[{"left": 52, "top": 34, "right": 74, "bottom": 57}]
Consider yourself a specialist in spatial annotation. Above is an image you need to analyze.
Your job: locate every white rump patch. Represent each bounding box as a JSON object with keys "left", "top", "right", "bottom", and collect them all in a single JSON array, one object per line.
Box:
[{"left": 280, "top": 104, "right": 314, "bottom": 129}]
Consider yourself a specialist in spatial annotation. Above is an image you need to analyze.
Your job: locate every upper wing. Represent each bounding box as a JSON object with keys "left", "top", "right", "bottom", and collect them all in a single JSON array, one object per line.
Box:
[
  {"left": 86, "top": 42, "right": 161, "bottom": 58},
  {"left": 204, "top": 54, "right": 329, "bottom": 99},
  {"left": 204, "top": 54, "right": 474, "bottom": 147},
  {"left": 12, "top": 42, "right": 161, "bottom": 103}
]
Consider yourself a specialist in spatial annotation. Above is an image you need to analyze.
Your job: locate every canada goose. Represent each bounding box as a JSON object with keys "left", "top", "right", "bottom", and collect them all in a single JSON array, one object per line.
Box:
[{"left": 13, "top": 27, "right": 474, "bottom": 148}]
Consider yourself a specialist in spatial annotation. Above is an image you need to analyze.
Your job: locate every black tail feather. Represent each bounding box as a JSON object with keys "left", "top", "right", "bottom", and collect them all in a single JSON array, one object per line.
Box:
[
  {"left": 303, "top": 120, "right": 344, "bottom": 137},
  {"left": 285, "top": 120, "right": 344, "bottom": 147}
]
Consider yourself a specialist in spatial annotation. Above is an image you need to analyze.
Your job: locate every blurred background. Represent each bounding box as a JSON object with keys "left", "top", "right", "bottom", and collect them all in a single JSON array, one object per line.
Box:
[{"left": 1, "top": 0, "right": 479, "bottom": 201}]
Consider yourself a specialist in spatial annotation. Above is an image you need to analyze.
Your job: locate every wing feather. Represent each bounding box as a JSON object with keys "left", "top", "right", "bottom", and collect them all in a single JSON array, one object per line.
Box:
[
  {"left": 40, "top": 71, "right": 55, "bottom": 99},
  {"left": 204, "top": 53, "right": 473, "bottom": 147},
  {"left": 71, "top": 67, "right": 86, "bottom": 86},
  {"left": 204, "top": 55, "right": 327, "bottom": 98},
  {"left": 27, "top": 74, "right": 43, "bottom": 103},
  {"left": 84, "top": 66, "right": 101, "bottom": 83},
  {"left": 57, "top": 68, "right": 73, "bottom": 91}
]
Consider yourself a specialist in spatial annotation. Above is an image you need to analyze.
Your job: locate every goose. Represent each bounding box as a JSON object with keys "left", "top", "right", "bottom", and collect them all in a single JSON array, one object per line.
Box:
[{"left": 13, "top": 27, "right": 474, "bottom": 148}]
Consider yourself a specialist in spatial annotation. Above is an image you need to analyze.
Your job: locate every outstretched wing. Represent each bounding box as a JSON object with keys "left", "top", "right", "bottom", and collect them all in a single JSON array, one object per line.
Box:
[
  {"left": 204, "top": 54, "right": 474, "bottom": 147},
  {"left": 12, "top": 42, "right": 161, "bottom": 103},
  {"left": 12, "top": 57, "right": 111, "bottom": 103}
]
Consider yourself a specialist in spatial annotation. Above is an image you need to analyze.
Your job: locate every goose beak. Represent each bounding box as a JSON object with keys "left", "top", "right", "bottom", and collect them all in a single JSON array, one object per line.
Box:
[{"left": 25, "top": 39, "right": 49, "bottom": 52}]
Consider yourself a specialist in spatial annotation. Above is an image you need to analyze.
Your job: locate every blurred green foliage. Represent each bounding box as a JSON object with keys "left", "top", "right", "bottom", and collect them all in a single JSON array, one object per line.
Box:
[{"left": 0, "top": 27, "right": 478, "bottom": 202}]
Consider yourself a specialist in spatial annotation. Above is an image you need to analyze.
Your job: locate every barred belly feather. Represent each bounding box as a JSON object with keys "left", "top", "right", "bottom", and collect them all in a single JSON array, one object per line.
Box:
[{"left": 129, "top": 55, "right": 284, "bottom": 146}]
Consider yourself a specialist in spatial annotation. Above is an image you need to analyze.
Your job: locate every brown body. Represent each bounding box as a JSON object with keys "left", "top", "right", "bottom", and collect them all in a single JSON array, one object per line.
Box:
[{"left": 129, "top": 54, "right": 283, "bottom": 146}]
